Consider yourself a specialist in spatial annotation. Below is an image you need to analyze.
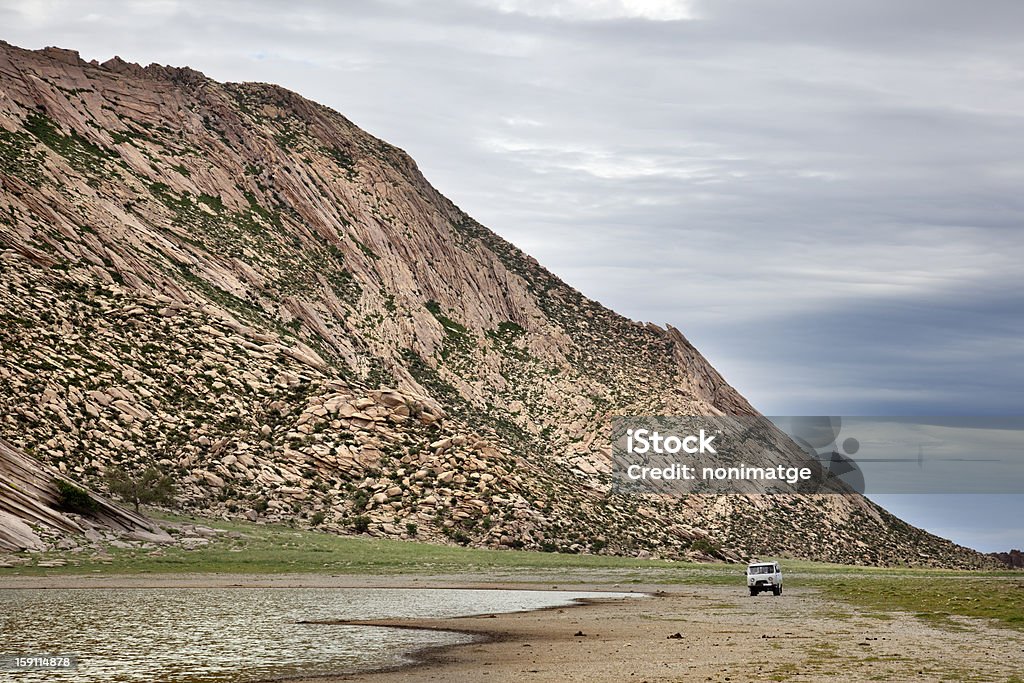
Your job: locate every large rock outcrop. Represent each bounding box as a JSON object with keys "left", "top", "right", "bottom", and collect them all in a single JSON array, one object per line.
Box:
[
  {"left": 0, "top": 41, "right": 993, "bottom": 567},
  {"left": 0, "top": 437, "right": 165, "bottom": 551}
]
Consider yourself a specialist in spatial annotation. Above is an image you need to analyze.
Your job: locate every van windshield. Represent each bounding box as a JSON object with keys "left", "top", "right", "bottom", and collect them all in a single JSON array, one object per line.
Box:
[{"left": 748, "top": 565, "right": 775, "bottom": 574}]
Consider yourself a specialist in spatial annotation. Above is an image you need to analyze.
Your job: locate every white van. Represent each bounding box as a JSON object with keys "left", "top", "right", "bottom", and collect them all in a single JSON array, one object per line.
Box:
[{"left": 747, "top": 561, "right": 783, "bottom": 596}]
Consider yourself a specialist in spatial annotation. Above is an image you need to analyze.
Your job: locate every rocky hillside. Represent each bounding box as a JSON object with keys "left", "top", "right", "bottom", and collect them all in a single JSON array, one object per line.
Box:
[
  {"left": 0, "top": 436, "right": 159, "bottom": 552},
  {"left": 0, "top": 41, "right": 992, "bottom": 567},
  {"left": 0, "top": 436, "right": 252, "bottom": 567},
  {"left": 991, "top": 550, "right": 1023, "bottom": 569}
]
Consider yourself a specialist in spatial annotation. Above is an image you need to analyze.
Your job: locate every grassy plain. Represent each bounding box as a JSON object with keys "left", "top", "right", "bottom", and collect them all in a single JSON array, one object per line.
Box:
[{"left": 2, "top": 511, "right": 1021, "bottom": 632}]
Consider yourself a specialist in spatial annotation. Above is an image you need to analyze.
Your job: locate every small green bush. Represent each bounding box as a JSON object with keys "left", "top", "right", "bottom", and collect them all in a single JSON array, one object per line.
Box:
[
  {"left": 55, "top": 479, "right": 98, "bottom": 515},
  {"left": 351, "top": 515, "right": 371, "bottom": 533},
  {"left": 350, "top": 489, "right": 370, "bottom": 510},
  {"left": 445, "top": 528, "right": 471, "bottom": 545},
  {"left": 691, "top": 538, "right": 718, "bottom": 555}
]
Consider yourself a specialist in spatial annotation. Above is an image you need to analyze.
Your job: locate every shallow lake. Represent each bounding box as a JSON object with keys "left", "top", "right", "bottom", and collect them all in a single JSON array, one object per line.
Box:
[{"left": 0, "top": 587, "right": 627, "bottom": 681}]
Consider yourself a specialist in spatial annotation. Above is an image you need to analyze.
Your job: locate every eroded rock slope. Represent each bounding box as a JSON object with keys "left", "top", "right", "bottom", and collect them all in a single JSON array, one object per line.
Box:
[{"left": 0, "top": 42, "right": 990, "bottom": 567}]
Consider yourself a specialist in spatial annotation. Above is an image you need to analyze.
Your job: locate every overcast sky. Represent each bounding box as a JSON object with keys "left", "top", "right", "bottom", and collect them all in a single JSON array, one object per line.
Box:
[{"left": 2, "top": 0, "right": 1021, "bottom": 552}]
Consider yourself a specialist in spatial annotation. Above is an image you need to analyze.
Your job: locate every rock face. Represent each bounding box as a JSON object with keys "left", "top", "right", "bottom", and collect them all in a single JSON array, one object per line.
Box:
[
  {"left": 0, "top": 437, "right": 166, "bottom": 551},
  {"left": 990, "top": 550, "right": 1023, "bottom": 569},
  {"left": 0, "top": 41, "right": 993, "bottom": 567}
]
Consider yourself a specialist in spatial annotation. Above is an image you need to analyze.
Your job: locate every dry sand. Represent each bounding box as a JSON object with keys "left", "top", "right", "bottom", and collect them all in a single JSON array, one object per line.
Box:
[{"left": 297, "top": 584, "right": 1024, "bottom": 682}]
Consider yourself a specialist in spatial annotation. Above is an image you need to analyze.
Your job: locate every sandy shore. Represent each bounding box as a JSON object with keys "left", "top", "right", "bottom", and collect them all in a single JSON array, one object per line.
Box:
[
  {"left": 288, "top": 583, "right": 1024, "bottom": 682},
  {"left": 4, "top": 574, "right": 1022, "bottom": 681}
]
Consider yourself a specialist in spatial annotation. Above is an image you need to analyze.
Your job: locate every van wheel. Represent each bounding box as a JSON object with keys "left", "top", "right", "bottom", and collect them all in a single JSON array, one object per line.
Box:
[
  {"left": 749, "top": 588, "right": 757, "bottom": 597},
  {"left": 772, "top": 586, "right": 781, "bottom": 596}
]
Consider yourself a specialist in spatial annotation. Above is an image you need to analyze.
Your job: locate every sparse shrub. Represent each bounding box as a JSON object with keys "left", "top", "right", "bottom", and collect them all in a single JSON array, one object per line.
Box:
[
  {"left": 54, "top": 479, "right": 98, "bottom": 515},
  {"left": 310, "top": 511, "right": 327, "bottom": 526},
  {"left": 105, "top": 466, "right": 176, "bottom": 513},
  {"left": 444, "top": 528, "right": 470, "bottom": 545},
  {"left": 351, "top": 515, "right": 371, "bottom": 533},
  {"left": 350, "top": 488, "right": 370, "bottom": 510},
  {"left": 691, "top": 538, "right": 718, "bottom": 555},
  {"left": 405, "top": 522, "right": 418, "bottom": 537}
]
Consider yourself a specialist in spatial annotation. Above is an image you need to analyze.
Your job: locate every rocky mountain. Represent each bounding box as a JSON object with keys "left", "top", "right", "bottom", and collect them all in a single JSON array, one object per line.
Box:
[{"left": 0, "top": 41, "right": 993, "bottom": 567}]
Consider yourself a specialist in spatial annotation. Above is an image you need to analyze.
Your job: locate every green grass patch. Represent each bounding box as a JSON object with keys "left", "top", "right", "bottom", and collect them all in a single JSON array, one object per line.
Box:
[
  {"left": 5, "top": 511, "right": 725, "bottom": 578},
  {"left": 325, "top": 145, "right": 358, "bottom": 179},
  {"left": 197, "top": 193, "right": 225, "bottom": 212},
  {"left": 424, "top": 300, "right": 470, "bottom": 337},
  {"left": 24, "top": 113, "right": 112, "bottom": 175},
  {"left": 0, "top": 127, "right": 45, "bottom": 184},
  {"left": 350, "top": 235, "right": 379, "bottom": 260},
  {"left": 812, "top": 575, "right": 1024, "bottom": 632},
  {"left": 5, "top": 516, "right": 1021, "bottom": 641}
]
